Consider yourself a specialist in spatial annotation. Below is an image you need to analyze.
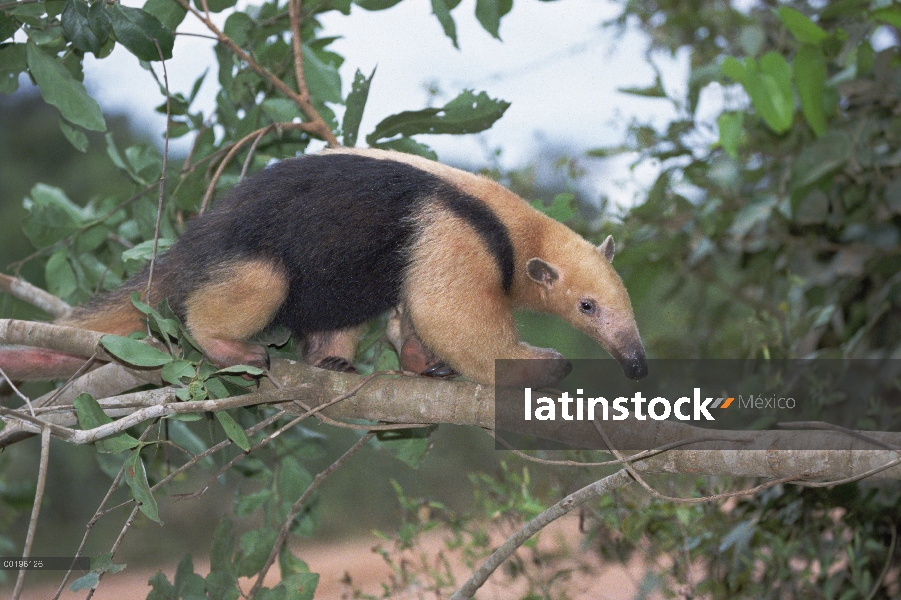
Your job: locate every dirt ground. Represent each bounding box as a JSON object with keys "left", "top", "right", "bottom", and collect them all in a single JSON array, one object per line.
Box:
[{"left": 8, "top": 516, "right": 659, "bottom": 599}]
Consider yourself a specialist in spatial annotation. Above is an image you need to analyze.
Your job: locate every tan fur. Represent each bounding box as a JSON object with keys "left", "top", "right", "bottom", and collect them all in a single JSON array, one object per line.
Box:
[
  {"left": 331, "top": 148, "right": 644, "bottom": 384},
  {"left": 184, "top": 259, "right": 288, "bottom": 367},
  {"left": 57, "top": 300, "right": 144, "bottom": 335},
  {"left": 402, "top": 206, "right": 563, "bottom": 384}
]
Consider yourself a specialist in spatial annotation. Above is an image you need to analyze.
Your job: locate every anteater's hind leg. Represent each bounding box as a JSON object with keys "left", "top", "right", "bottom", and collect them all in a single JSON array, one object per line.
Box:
[
  {"left": 183, "top": 259, "right": 288, "bottom": 370},
  {"left": 386, "top": 305, "right": 456, "bottom": 378},
  {"left": 302, "top": 325, "right": 366, "bottom": 373}
]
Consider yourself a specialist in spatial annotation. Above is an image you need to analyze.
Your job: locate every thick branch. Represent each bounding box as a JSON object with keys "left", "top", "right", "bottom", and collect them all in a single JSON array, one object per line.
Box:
[
  {"left": 2, "top": 332, "right": 900, "bottom": 481},
  {"left": 0, "top": 274, "right": 71, "bottom": 317}
]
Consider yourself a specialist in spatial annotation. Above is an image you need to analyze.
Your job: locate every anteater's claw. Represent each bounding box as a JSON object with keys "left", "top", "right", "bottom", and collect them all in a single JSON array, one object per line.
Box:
[
  {"left": 422, "top": 362, "right": 457, "bottom": 378},
  {"left": 316, "top": 356, "right": 358, "bottom": 374}
]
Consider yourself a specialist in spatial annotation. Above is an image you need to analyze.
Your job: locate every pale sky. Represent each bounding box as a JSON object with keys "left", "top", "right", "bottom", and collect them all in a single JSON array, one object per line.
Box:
[{"left": 22, "top": 0, "right": 691, "bottom": 202}]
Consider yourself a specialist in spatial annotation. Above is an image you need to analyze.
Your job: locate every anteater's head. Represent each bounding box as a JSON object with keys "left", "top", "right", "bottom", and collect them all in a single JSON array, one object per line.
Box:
[{"left": 525, "top": 235, "right": 648, "bottom": 380}]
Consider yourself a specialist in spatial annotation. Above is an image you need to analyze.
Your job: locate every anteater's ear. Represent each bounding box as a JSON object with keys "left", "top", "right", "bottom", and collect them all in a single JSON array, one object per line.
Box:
[
  {"left": 526, "top": 258, "right": 559, "bottom": 288},
  {"left": 597, "top": 235, "right": 615, "bottom": 262}
]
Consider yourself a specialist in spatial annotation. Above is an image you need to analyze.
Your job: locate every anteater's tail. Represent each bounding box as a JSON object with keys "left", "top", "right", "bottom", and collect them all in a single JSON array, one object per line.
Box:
[{"left": 1, "top": 261, "right": 177, "bottom": 383}]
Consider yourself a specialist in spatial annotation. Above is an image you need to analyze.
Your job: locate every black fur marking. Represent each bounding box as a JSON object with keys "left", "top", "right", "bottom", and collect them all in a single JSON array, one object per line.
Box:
[
  {"left": 440, "top": 192, "right": 515, "bottom": 293},
  {"left": 155, "top": 154, "right": 515, "bottom": 337}
]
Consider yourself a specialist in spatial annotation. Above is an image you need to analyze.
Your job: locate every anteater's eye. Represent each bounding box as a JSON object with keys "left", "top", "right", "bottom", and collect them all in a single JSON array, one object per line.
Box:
[{"left": 579, "top": 299, "right": 596, "bottom": 315}]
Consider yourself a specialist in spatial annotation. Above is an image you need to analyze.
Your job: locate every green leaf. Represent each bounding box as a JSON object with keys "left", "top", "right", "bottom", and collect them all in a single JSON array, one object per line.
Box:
[
  {"left": 530, "top": 193, "right": 576, "bottom": 222},
  {"left": 585, "top": 146, "right": 629, "bottom": 158},
  {"left": 342, "top": 68, "right": 375, "bottom": 147},
  {"left": 223, "top": 12, "right": 254, "bottom": 46},
  {"left": 70, "top": 572, "right": 100, "bottom": 591},
  {"left": 475, "top": 0, "right": 512, "bottom": 39},
  {"left": 88, "top": 2, "right": 112, "bottom": 43},
  {"left": 279, "top": 548, "right": 311, "bottom": 578},
  {"left": 210, "top": 518, "right": 236, "bottom": 573},
  {"left": 775, "top": 6, "right": 827, "bottom": 45},
  {"left": 147, "top": 571, "right": 177, "bottom": 600},
  {"left": 262, "top": 98, "right": 304, "bottom": 123},
  {"left": 174, "top": 555, "right": 206, "bottom": 600},
  {"left": 757, "top": 52, "right": 793, "bottom": 132},
  {"left": 278, "top": 456, "right": 313, "bottom": 502},
  {"left": 26, "top": 41, "right": 106, "bottom": 132},
  {"left": 790, "top": 130, "right": 851, "bottom": 189},
  {"left": 101, "top": 334, "right": 174, "bottom": 367},
  {"left": 216, "top": 411, "right": 251, "bottom": 451},
  {"left": 793, "top": 44, "right": 827, "bottom": 136},
  {"left": 375, "top": 426, "right": 436, "bottom": 468},
  {"left": 372, "top": 137, "right": 438, "bottom": 160},
  {"left": 143, "top": 0, "right": 187, "bottom": 30},
  {"left": 618, "top": 74, "right": 666, "bottom": 98},
  {"left": 721, "top": 56, "right": 747, "bottom": 83},
  {"left": 717, "top": 111, "right": 743, "bottom": 158},
  {"left": 431, "top": 0, "right": 459, "bottom": 48},
  {"left": 367, "top": 90, "right": 509, "bottom": 143},
  {"left": 0, "top": 43, "right": 26, "bottom": 93},
  {"left": 22, "top": 184, "right": 86, "bottom": 247},
  {"left": 724, "top": 54, "right": 793, "bottom": 134},
  {"left": 123, "top": 448, "right": 161, "bottom": 523},
  {"left": 108, "top": 4, "right": 174, "bottom": 61},
  {"left": 73, "top": 392, "right": 142, "bottom": 453},
  {"left": 214, "top": 365, "right": 265, "bottom": 376},
  {"left": 237, "top": 528, "right": 279, "bottom": 577},
  {"left": 234, "top": 489, "right": 272, "bottom": 517},
  {"left": 62, "top": 0, "right": 105, "bottom": 54},
  {"left": 872, "top": 6, "right": 901, "bottom": 28},
  {"left": 192, "top": 0, "right": 237, "bottom": 12},
  {"left": 45, "top": 249, "right": 77, "bottom": 299},
  {"left": 276, "top": 573, "right": 319, "bottom": 600},
  {"left": 0, "top": 13, "right": 17, "bottom": 42},
  {"left": 121, "top": 238, "right": 174, "bottom": 271},
  {"left": 58, "top": 118, "right": 89, "bottom": 152},
  {"left": 353, "top": 0, "right": 404, "bottom": 10},
  {"left": 161, "top": 360, "right": 196, "bottom": 384},
  {"left": 301, "top": 44, "right": 342, "bottom": 104}
]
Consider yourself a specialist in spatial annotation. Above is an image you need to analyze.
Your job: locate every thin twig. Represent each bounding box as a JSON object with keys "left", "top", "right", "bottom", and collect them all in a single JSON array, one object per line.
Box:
[
  {"left": 240, "top": 127, "right": 269, "bottom": 180},
  {"left": 199, "top": 124, "right": 275, "bottom": 213},
  {"left": 866, "top": 523, "right": 897, "bottom": 600},
  {"left": 176, "top": 372, "right": 399, "bottom": 500},
  {"left": 146, "top": 41, "right": 172, "bottom": 302},
  {"left": 591, "top": 418, "right": 806, "bottom": 503},
  {"left": 777, "top": 421, "right": 900, "bottom": 451},
  {"left": 247, "top": 432, "right": 375, "bottom": 599},
  {"left": 170, "top": 0, "right": 338, "bottom": 146},
  {"left": 450, "top": 469, "right": 635, "bottom": 600},
  {"left": 11, "top": 426, "right": 51, "bottom": 600},
  {"left": 52, "top": 421, "right": 159, "bottom": 600},
  {"left": 85, "top": 505, "right": 140, "bottom": 600},
  {"left": 486, "top": 428, "right": 746, "bottom": 468},
  {"left": 0, "top": 366, "right": 35, "bottom": 417}
]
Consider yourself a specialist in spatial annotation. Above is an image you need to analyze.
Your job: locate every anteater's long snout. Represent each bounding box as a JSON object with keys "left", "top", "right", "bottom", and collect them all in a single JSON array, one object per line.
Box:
[{"left": 618, "top": 347, "right": 648, "bottom": 380}]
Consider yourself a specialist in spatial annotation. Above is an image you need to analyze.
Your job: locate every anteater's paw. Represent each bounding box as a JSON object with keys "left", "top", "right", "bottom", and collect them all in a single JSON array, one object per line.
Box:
[
  {"left": 399, "top": 338, "right": 456, "bottom": 378},
  {"left": 315, "top": 356, "right": 358, "bottom": 374},
  {"left": 497, "top": 348, "right": 572, "bottom": 389},
  {"left": 202, "top": 339, "right": 270, "bottom": 372}
]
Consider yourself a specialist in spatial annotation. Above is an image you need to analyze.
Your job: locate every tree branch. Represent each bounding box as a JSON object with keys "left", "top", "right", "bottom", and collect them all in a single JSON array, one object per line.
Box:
[
  {"left": 11, "top": 426, "right": 51, "bottom": 600},
  {"left": 0, "top": 274, "right": 71, "bottom": 317},
  {"left": 171, "top": 0, "right": 339, "bottom": 147},
  {"left": 450, "top": 468, "right": 634, "bottom": 600}
]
